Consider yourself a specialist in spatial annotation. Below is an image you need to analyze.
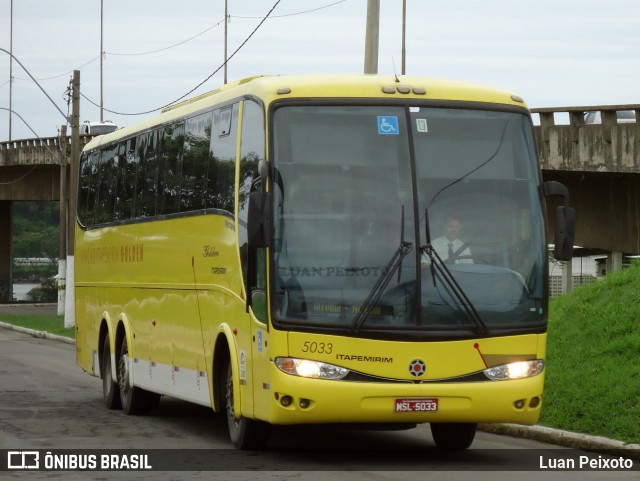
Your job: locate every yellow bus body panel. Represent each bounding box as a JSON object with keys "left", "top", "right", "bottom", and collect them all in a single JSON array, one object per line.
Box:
[{"left": 75, "top": 74, "right": 543, "bottom": 428}]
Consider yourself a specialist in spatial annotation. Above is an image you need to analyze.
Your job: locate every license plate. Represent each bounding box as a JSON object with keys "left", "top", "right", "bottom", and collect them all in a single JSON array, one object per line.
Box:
[{"left": 395, "top": 398, "right": 439, "bottom": 413}]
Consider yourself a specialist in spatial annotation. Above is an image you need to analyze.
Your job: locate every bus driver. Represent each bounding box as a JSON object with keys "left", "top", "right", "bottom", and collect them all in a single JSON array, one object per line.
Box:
[{"left": 422, "top": 216, "right": 472, "bottom": 264}]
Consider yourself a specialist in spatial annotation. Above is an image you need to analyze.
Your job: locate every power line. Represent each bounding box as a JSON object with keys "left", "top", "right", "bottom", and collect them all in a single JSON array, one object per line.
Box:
[
  {"left": 12, "top": 56, "right": 100, "bottom": 82},
  {"left": 0, "top": 106, "right": 60, "bottom": 157},
  {"left": 82, "top": 0, "right": 283, "bottom": 117},
  {"left": 106, "top": 0, "right": 348, "bottom": 58},
  {"left": 232, "top": 0, "right": 346, "bottom": 19},
  {"left": 0, "top": 48, "right": 67, "bottom": 121},
  {"left": 106, "top": 19, "right": 225, "bottom": 57},
  {"left": 0, "top": 164, "right": 39, "bottom": 186},
  {"left": 9, "top": 0, "right": 347, "bottom": 85}
]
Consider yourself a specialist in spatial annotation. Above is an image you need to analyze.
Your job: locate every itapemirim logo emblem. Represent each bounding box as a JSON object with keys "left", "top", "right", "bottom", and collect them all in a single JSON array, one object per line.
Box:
[{"left": 409, "top": 359, "right": 426, "bottom": 377}]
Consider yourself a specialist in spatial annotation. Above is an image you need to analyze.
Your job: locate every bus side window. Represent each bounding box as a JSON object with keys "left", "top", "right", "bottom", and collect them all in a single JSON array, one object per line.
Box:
[
  {"left": 114, "top": 139, "right": 136, "bottom": 221},
  {"left": 208, "top": 104, "right": 238, "bottom": 214},
  {"left": 85, "top": 151, "right": 100, "bottom": 226},
  {"left": 137, "top": 130, "right": 159, "bottom": 218},
  {"left": 95, "top": 145, "right": 118, "bottom": 224},
  {"left": 182, "top": 111, "right": 213, "bottom": 212},
  {"left": 157, "top": 122, "right": 184, "bottom": 216},
  {"left": 78, "top": 152, "right": 93, "bottom": 226}
]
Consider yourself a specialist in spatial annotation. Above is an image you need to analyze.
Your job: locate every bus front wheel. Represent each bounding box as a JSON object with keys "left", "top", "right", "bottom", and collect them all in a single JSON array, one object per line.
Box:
[
  {"left": 117, "top": 336, "right": 160, "bottom": 415},
  {"left": 223, "top": 359, "right": 270, "bottom": 449},
  {"left": 430, "top": 422, "right": 477, "bottom": 449}
]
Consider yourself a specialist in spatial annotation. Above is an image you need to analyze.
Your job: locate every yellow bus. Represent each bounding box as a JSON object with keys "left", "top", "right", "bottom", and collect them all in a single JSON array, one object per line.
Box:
[{"left": 74, "top": 74, "right": 574, "bottom": 450}]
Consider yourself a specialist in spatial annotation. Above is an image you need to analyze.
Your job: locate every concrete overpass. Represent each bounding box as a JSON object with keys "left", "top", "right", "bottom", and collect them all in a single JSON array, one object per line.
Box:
[
  {"left": 533, "top": 104, "right": 640, "bottom": 277},
  {"left": 0, "top": 134, "right": 93, "bottom": 301},
  {"left": 1, "top": 105, "right": 639, "bottom": 301}
]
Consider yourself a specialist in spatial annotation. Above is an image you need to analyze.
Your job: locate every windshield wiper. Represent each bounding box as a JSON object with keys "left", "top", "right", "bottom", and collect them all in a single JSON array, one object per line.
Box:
[
  {"left": 351, "top": 206, "right": 412, "bottom": 332},
  {"left": 422, "top": 208, "right": 488, "bottom": 335},
  {"left": 351, "top": 241, "right": 412, "bottom": 332}
]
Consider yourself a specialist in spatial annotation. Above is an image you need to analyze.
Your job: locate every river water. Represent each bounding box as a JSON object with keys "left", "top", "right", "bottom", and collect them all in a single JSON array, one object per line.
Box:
[{"left": 12, "top": 283, "right": 40, "bottom": 301}]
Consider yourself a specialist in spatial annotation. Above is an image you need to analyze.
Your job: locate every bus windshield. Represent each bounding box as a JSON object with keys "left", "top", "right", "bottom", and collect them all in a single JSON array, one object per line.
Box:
[{"left": 271, "top": 104, "right": 546, "bottom": 337}]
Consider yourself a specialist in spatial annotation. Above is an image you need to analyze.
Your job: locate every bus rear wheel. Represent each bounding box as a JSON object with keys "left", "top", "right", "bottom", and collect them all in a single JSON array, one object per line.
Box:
[
  {"left": 117, "top": 336, "right": 160, "bottom": 415},
  {"left": 101, "top": 336, "right": 122, "bottom": 410},
  {"left": 223, "top": 359, "right": 270, "bottom": 449},
  {"left": 430, "top": 422, "right": 477, "bottom": 450}
]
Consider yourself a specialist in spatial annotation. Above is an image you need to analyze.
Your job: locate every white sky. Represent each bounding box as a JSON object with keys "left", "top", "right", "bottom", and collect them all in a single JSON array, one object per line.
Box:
[{"left": 1, "top": 0, "right": 639, "bottom": 140}]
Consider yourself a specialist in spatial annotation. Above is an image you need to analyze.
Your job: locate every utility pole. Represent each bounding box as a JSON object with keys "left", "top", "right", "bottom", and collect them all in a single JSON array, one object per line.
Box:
[
  {"left": 363, "top": 0, "right": 380, "bottom": 74},
  {"left": 58, "top": 125, "right": 68, "bottom": 316},
  {"left": 401, "top": 0, "right": 407, "bottom": 75},
  {"left": 64, "top": 70, "right": 80, "bottom": 328},
  {"left": 224, "top": 0, "right": 228, "bottom": 84},
  {"left": 9, "top": 0, "right": 13, "bottom": 140},
  {"left": 100, "top": 0, "right": 104, "bottom": 121}
]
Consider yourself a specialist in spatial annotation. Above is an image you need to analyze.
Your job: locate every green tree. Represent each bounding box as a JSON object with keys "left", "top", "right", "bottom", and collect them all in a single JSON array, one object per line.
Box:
[{"left": 13, "top": 201, "right": 60, "bottom": 259}]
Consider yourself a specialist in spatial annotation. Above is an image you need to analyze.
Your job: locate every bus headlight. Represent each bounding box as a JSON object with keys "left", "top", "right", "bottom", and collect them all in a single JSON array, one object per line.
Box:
[
  {"left": 275, "top": 357, "right": 349, "bottom": 380},
  {"left": 483, "top": 360, "right": 544, "bottom": 381}
]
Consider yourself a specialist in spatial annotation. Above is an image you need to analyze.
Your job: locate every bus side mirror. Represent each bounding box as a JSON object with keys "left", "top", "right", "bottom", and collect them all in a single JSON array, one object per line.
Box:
[
  {"left": 544, "top": 181, "right": 575, "bottom": 261},
  {"left": 248, "top": 191, "right": 272, "bottom": 249}
]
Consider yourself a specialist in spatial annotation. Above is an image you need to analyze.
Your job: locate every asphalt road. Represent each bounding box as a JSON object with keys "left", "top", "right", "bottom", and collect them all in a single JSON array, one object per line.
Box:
[{"left": 0, "top": 326, "right": 637, "bottom": 481}]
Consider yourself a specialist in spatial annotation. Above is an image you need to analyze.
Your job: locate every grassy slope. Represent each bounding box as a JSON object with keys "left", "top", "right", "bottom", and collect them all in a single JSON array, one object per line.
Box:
[
  {"left": 0, "top": 314, "right": 74, "bottom": 338},
  {"left": 540, "top": 263, "right": 640, "bottom": 444}
]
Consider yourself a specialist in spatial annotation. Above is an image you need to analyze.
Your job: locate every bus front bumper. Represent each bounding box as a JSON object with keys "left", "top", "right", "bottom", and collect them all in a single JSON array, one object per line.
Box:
[{"left": 261, "top": 368, "right": 544, "bottom": 426}]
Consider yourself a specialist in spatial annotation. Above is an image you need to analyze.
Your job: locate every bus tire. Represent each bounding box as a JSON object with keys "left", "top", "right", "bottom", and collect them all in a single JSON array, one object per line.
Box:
[
  {"left": 430, "top": 422, "right": 477, "bottom": 450},
  {"left": 117, "top": 336, "right": 160, "bottom": 415},
  {"left": 101, "top": 336, "right": 122, "bottom": 410},
  {"left": 223, "top": 358, "right": 270, "bottom": 449}
]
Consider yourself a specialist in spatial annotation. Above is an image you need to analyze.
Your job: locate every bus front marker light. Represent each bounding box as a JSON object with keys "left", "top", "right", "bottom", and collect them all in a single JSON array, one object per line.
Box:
[
  {"left": 275, "top": 357, "right": 349, "bottom": 380},
  {"left": 483, "top": 360, "right": 545, "bottom": 381}
]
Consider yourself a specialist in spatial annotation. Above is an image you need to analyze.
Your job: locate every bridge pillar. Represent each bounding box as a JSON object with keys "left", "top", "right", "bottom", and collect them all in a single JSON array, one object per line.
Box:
[
  {"left": 607, "top": 251, "right": 624, "bottom": 274},
  {"left": 561, "top": 260, "right": 573, "bottom": 295},
  {"left": 0, "top": 201, "right": 12, "bottom": 302}
]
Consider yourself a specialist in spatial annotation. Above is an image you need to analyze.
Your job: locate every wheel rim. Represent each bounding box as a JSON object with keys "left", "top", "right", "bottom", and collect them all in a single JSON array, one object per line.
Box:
[{"left": 118, "top": 346, "right": 131, "bottom": 400}]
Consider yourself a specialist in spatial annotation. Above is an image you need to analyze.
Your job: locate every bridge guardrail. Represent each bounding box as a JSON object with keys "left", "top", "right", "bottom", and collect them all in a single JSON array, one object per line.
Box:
[
  {"left": 531, "top": 105, "right": 640, "bottom": 172},
  {"left": 0, "top": 135, "right": 96, "bottom": 166}
]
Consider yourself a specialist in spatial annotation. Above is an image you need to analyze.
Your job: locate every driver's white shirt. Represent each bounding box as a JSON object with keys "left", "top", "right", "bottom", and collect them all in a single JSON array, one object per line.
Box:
[{"left": 422, "top": 236, "right": 472, "bottom": 264}]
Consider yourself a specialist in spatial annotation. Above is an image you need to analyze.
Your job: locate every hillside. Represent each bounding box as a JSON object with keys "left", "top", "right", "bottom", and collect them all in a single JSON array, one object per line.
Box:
[{"left": 540, "top": 263, "right": 640, "bottom": 444}]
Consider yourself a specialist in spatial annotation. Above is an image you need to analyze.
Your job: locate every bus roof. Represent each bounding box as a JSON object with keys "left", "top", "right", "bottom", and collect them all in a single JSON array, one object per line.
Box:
[{"left": 83, "top": 74, "right": 528, "bottom": 151}]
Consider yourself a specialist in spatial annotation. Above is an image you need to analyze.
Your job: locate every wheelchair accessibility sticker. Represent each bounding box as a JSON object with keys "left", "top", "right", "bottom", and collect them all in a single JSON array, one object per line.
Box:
[{"left": 377, "top": 116, "right": 399, "bottom": 135}]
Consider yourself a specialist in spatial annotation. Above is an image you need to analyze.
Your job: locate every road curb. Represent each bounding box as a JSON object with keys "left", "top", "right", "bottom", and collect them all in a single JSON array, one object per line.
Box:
[
  {"left": 479, "top": 423, "right": 640, "bottom": 459},
  {"left": 0, "top": 321, "right": 74, "bottom": 345}
]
